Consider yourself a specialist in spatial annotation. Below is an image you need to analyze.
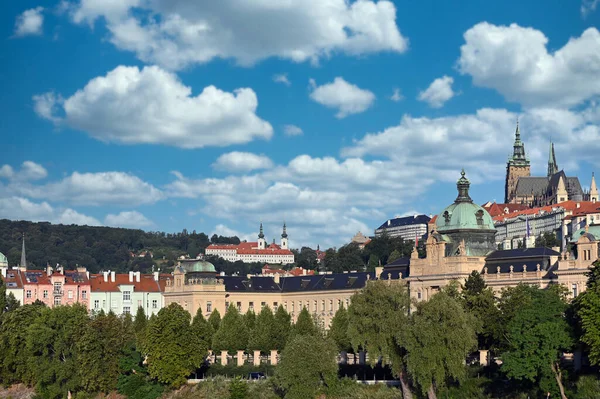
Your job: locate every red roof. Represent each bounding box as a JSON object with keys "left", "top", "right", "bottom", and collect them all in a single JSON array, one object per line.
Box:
[
  {"left": 89, "top": 273, "right": 165, "bottom": 293},
  {"left": 3, "top": 269, "right": 24, "bottom": 289},
  {"left": 493, "top": 201, "right": 600, "bottom": 223},
  {"left": 207, "top": 241, "right": 292, "bottom": 255},
  {"left": 483, "top": 202, "right": 529, "bottom": 217}
]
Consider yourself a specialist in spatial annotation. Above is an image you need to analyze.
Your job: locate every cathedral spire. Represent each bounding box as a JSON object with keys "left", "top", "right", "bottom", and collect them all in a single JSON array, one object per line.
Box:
[
  {"left": 281, "top": 222, "right": 288, "bottom": 238},
  {"left": 547, "top": 141, "right": 558, "bottom": 177},
  {"left": 20, "top": 233, "right": 27, "bottom": 269},
  {"left": 509, "top": 119, "right": 528, "bottom": 165},
  {"left": 258, "top": 222, "right": 264, "bottom": 239},
  {"left": 590, "top": 172, "right": 598, "bottom": 203}
]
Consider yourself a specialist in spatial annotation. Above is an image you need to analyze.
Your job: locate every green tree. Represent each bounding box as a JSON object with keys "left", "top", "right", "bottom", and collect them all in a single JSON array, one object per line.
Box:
[
  {"left": 337, "top": 243, "right": 364, "bottom": 271},
  {"left": 208, "top": 309, "right": 222, "bottom": 332},
  {"left": 348, "top": 280, "right": 412, "bottom": 399},
  {"left": 323, "top": 249, "right": 342, "bottom": 273},
  {"left": 212, "top": 305, "right": 249, "bottom": 353},
  {"left": 248, "top": 306, "right": 275, "bottom": 353},
  {"left": 273, "top": 305, "right": 292, "bottom": 350},
  {"left": 328, "top": 304, "right": 351, "bottom": 353},
  {"left": 387, "top": 250, "right": 401, "bottom": 264},
  {"left": 405, "top": 291, "right": 477, "bottom": 399},
  {"left": 0, "top": 275, "right": 6, "bottom": 316},
  {"left": 293, "top": 307, "right": 319, "bottom": 337},
  {"left": 191, "top": 307, "right": 214, "bottom": 350},
  {"left": 462, "top": 271, "right": 502, "bottom": 350},
  {"left": 133, "top": 306, "right": 148, "bottom": 353},
  {"left": 244, "top": 308, "right": 256, "bottom": 331},
  {"left": 229, "top": 376, "right": 249, "bottom": 399},
  {"left": 0, "top": 303, "right": 45, "bottom": 384},
  {"left": 367, "top": 254, "right": 380, "bottom": 272},
  {"left": 78, "top": 311, "right": 125, "bottom": 393},
  {"left": 146, "top": 303, "right": 205, "bottom": 387},
  {"left": 26, "top": 304, "right": 90, "bottom": 398},
  {"left": 276, "top": 334, "right": 338, "bottom": 399},
  {"left": 501, "top": 285, "right": 573, "bottom": 399},
  {"left": 573, "top": 260, "right": 600, "bottom": 365},
  {"left": 5, "top": 292, "right": 20, "bottom": 312}
]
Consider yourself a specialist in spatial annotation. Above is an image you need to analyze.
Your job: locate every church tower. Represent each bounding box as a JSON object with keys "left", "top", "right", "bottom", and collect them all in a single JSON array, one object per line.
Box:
[
  {"left": 281, "top": 222, "right": 288, "bottom": 249},
  {"left": 257, "top": 223, "right": 266, "bottom": 250},
  {"left": 590, "top": 173, "right": 598, "bottom": 203},
  {"left": 504, "top": 121, "right": 531, "bottom": 203},
  {"left": 20, "top": 233, "right": 27, "bottom": 269},
  {"left": 547, "top": 141, "right": 558, "bottom": 177}
]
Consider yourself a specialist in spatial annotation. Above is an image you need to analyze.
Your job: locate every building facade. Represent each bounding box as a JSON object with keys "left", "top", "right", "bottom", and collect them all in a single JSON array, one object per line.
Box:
[
  {"left": 375, "top": 215, "right": 431, "bottom": 241},
  {"left": 22, "top": 266, "right": 91, "bottom": 308},
  {"left": 205, "top": 223, "right": 294, "bottom": 264}
]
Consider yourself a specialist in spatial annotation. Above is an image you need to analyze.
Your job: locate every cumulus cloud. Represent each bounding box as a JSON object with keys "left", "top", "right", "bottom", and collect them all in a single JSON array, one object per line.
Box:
[
  {"left": 417, "top": 76, "right": 455, "bottom": 108},
  {"left": 458, "top": 23, "right": 600, "bottom": 108},
  {"left": 283, "top": 124, "right": 303, "bottom": 136},
  {"left": 67, "top": 0, "right": 408, "bottom": 70},
  {"left": 309, "top": 77, "right": 375, "bottom": 118},
  {"left": 0, "top": 161, "right": 47, "bottom": 181},
  {"left": 14, "top": 7, "right": 44, "bottom": 37},
  {"left": 0, "top": 197, "right": 101, "bottom": 226},
  {"left": 34, "top": 65, "right": 273, "bottom": 149},
  {"left": 273, "top": 74, "right": 291, "bottom": 86},
  {"left": 105, "top": 211, "right": 154, "bottom": 229},
  {"left": 11, "top": 171, "right": 163, "bottom": 206},
  {"left": 212, "top": 152, "right": 274, "bottom": 173},
  {"left": 390, "top": 88, "right": 404, "bottom": 102}
]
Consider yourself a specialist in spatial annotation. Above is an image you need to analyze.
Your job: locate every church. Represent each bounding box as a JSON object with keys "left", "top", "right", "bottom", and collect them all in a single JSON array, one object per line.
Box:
[{"left": 504, "top": 122, "right": 597, "bottom": 206}]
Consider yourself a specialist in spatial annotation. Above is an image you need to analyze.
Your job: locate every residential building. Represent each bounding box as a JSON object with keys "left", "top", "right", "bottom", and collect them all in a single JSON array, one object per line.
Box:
[
  {"left": 374, "top": 215, "right": 430, "bottom": 241},
  {"left": 350, "top": 232, "right": 371, "bottom": 249},
  {"left": 22, "top": 266, "right": 91, "bottom": 308},
  {"left": 205, "top": 223, "right": 294, "bottom": 264},
  {"left": 89, "top": 271, "right": 166, "bottom": 316},
  {"left": 1, "top": 267, "right": 25, "bottom": 305}
]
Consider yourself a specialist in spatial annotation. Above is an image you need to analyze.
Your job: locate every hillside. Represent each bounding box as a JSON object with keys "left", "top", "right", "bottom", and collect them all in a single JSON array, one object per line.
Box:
[{"left": 0, "top": 219, "right": 240, "bottom": 273}]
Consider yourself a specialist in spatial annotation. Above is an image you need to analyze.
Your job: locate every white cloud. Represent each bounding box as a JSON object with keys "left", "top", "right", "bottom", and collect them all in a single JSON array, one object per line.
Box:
[
  {"left": 390, "top": 88, "right": 403, "bottom": 102},
  {"left": 273, "top": 74, "right": 291, "bottom": 86},
  {"left": 68, "top": 0, "right": 408, "bottom": 70},
  {"left": 34, "top": 65, "right": 273, "bottom": 149},
  {"left": 458, "top": 23, "right": 600, "bottom": 108},
  {"left": 212, "top": 224, "right": 254, "bottom": 242},
  {"left": 14, "top": 7, "right": 44, "bottom": 37},
  {"left": 0, "top": 197, "right": 101, "bottom": 226},
  {"left": 212, "top": 152, "right": 274, "bottom": 173},
  {"left": 283, "top": 124, "right": 303, "bottom": 136},
  {"left": 309, "top": 77, "right": 375, "bottom": 118},
  {"left": 418, "top": 76, "right": 455, "bottom": 108},
  {"left": 105, "top": 211, "right": 154, "bottom": 229},
  {"left": 582, "top": 0, "right": 600, "bottom": 17},
  {"left": 12, "top": 171, "right": 163, "bottom": 206},
  {"left": 0, "top": 161, "right": 47, "bottom": 181}
]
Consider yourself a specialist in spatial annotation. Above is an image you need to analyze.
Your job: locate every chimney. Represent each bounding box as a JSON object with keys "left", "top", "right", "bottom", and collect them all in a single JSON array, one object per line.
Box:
[
  {"left": 577, "top": 202, "right": 581, "bottom": 209},
  {"left": 129, "top": 271, "right": 134, "bottom": 282},
  {"left": 153, "top": 271, "right": 159, "bottom": 281},
  {"left": 387, "top": 220, "right": 391, "bottom": 226},
  {"left": 135, "top": 272, "right": 141, "bottom": 283},
  {"left": 273, "top": 273, "right": 280, "bottom": 284},
  {"left": 46, "top": 265, "right": 53, "bottom": 277},
  {"left": 103, "top": 271, "right": 109, "bottom": 282},
  {"left": 110, "top": 271, "right": 115, "bottom": 282},
  {"left": 302, "top": 268, "right": 307, "bottom": 276},
  {"left": 86, "top": 271, "right": 89, "bottom": 279}
]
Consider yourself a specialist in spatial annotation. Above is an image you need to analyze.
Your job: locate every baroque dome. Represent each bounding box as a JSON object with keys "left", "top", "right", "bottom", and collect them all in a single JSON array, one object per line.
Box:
[
  {"left": 436, "top": 170, "right": 495, "bottom": 232},
  {"left": 180, "top": 259, "right": 216, "bottom": 274}
]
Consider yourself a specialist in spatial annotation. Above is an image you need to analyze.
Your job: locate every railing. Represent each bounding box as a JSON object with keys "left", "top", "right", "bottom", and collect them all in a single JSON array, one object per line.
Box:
[{"left": 53, "top": 289, "right": 63, "bottom": 296}]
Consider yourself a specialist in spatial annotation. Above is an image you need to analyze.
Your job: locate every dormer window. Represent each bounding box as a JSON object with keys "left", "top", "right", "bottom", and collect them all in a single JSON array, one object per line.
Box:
[
  {"left": 443, "top": 211, "right": 451, "bottom": 225},
  {"left": 475, "top": 210, "right": 484, "bottom": 226}
]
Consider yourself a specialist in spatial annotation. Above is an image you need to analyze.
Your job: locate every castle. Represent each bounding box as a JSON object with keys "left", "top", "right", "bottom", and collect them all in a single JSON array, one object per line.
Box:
[{"left": 504, "top": 122, "right": 598, "bottom": 206}]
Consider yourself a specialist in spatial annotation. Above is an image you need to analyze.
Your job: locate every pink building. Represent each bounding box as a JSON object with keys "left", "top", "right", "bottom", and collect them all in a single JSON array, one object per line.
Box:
[{"left": 23, "top": 266, "right": 91, "bottom": 308}]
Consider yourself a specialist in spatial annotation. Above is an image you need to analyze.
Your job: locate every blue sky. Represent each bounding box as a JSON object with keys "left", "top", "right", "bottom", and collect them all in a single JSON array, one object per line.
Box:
[{"left": 1, "top": 0, "right": 599, "bottom": 249}]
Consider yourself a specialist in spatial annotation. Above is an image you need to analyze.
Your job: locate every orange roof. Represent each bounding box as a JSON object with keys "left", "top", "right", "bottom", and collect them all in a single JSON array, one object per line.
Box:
[
  {"left": 483, "top": 202, "right": 529, "bottom": 217},
  {"left": 89, "top": 273, "right": 164, "bottom": 293},
  {"left": 3, "top": 269, "right": 24, "bottom": 289},
  {"left": 493, "top": 201, "right": 600, "bottom": 223},
  {"left": 208, "top": 241, "right": 292, "bottom": 255}
]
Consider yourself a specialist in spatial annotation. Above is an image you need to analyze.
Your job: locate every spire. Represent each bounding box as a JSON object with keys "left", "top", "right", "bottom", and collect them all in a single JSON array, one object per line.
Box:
[
  {"left": 455, "top": 169, "right": 473, "bottom": 203},
  {"left": 258, "top": 222, "right": 264, "bottom": 239},
  {"left": 508, "top": 119, "right": 529, "bottom": 166},
  {"left": 590, "top": 172, "right": 598, "bottom": 203},
  {"left": 20, "top": 233, "right": 27, "bottom": 269},
  {"left": 547, "top": 141, "right": 558, "bottom": 177},
  {"left": 281, "top": 221, "right": 288, "bottom": 238}
]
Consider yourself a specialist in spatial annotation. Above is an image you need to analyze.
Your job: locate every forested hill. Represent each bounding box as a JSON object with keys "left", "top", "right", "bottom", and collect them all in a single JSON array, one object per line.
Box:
[{"left": 0, "top": 219, "right": 240, "bottom": 273}]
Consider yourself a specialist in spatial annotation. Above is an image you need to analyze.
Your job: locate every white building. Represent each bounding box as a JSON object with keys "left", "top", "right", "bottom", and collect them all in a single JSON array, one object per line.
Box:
[
  {"left": 375, "top": 215, "right": 431, "bottom": 241},
  {"left": 205, "top": 223, "right": 294, "bottom": 264}
]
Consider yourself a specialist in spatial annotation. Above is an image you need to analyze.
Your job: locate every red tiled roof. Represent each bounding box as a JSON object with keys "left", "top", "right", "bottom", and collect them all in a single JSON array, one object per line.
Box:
[
  {"left": 89, "top": 273, "right": 164, "bottom": 293},
  {"left": 207, "top": 241, "right": 292, "bottom": 255},
  {"left": 483, "top": 202, "right": 529, "bottom": 217},
  {"left": 492, "top": 201, "right": 600, "bottom": 223},
  {"left": 3, "top": 269, "right": 24, "bottom": 289}
]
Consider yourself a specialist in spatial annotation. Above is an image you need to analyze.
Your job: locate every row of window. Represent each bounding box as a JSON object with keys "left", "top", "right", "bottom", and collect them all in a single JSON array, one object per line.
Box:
[
  {"left": 203, "top": 298, "right": 351, "bottom": 314},
  {"left": 26, "top": 289, "right": 87, "bottom": 300},
  {"left": 92, "top": 298, "right": 159, "bottom": 311}
]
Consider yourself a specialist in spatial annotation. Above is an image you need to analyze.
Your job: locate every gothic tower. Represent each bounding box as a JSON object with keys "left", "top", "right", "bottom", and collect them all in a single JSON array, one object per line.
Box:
[
  {"left": 504, "top": 121, "right": 531, "bottom": 203},
  {"left": 547, "top": 141, "right": 558, "bottom": 177},
  {"left": 257, "top": 223, "right": 266, "bottom": 250},
  {"left": 590, "top": 173, "right": 598, "bottom": 203},
  {"left": 281, "top": 222, "right": 288, "bottom": 250}
]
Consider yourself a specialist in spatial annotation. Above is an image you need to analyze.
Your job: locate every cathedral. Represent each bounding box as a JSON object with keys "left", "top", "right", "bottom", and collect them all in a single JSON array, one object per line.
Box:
[{"left": 504, "top": 122, "right": 597, "bottom": 206}]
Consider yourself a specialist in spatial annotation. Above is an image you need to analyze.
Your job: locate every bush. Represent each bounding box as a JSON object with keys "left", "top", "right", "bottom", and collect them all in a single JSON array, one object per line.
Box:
[{"left": 199, "top": 364, "right": 275, "bottom": 379}]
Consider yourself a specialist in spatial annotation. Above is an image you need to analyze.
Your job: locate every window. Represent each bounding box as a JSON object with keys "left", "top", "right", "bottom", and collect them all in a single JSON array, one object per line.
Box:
[
  {"left": 321, "top": 300, "right": 325, "bottom": 312},
  {"left": 329, "top": 300, "right": 333, "bottom": 312},
  {"left": 152, "top": 300, "right": 158, "bottom": 309},
  {"left": 225, "top": 301, "right": 229, "bottom": 309},
  {"left": 417, "top": 292, "right": 422, "bottom": 300},
  {"left": 314, "top": 300, "right": 318, "bottom": 312},
  {"left": 206, "top": 301, "right": 212, "bottom": 313},
  {"left": 261, "top": 301, "right": 266, "bottom": 308},
  {"left": 184, "top": 302, "right": 188, "bottom": 310},
  {"left": 138, "top": 300, "right": 142, "bottom": 308},
  {"left": 237, "top": 301, "right": 242, "bottom": 312},
  {"left": 54, "top": 297, "right": 61, "bottom": 306},
  {"left": 94, "top": 300, "right": 100, "bottom": 309},
  {"left": 572, "top": 284, "right": 578, "bottom": 298},
  {"left": 68, "top": 290, "right": 73, "bottom": 299},
  {"left": 123, "top": 306, "right": 131, "bottom": 315},
  {"left": 102, "top": 300, "right": 106, "bottom": 308},
  {"left": 43, "top": 290, "right": 48, "bottom": 299},
  {"left": 123, "top": 291, "right": 131, "bottom": 302},
  {"left": 273, "top": 302, "right": 278, "bottom": 308},
  {"left": 249, "top": 302, "right": 254, "bottom": 311},
  {"left": 26, "top": 290, "right": 31, "bottom": 299},
  {"left": 82, "top": 290, "right": 87, "bottom": 299}
]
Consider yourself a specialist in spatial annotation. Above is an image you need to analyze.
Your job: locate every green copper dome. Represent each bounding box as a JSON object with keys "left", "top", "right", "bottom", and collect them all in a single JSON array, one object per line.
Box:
[
  {"left": 436, "top": 170, "right": 495, "bottom": 232},
  {"left": 181, "top": 259, "right": 216, "bottom": 273}
]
